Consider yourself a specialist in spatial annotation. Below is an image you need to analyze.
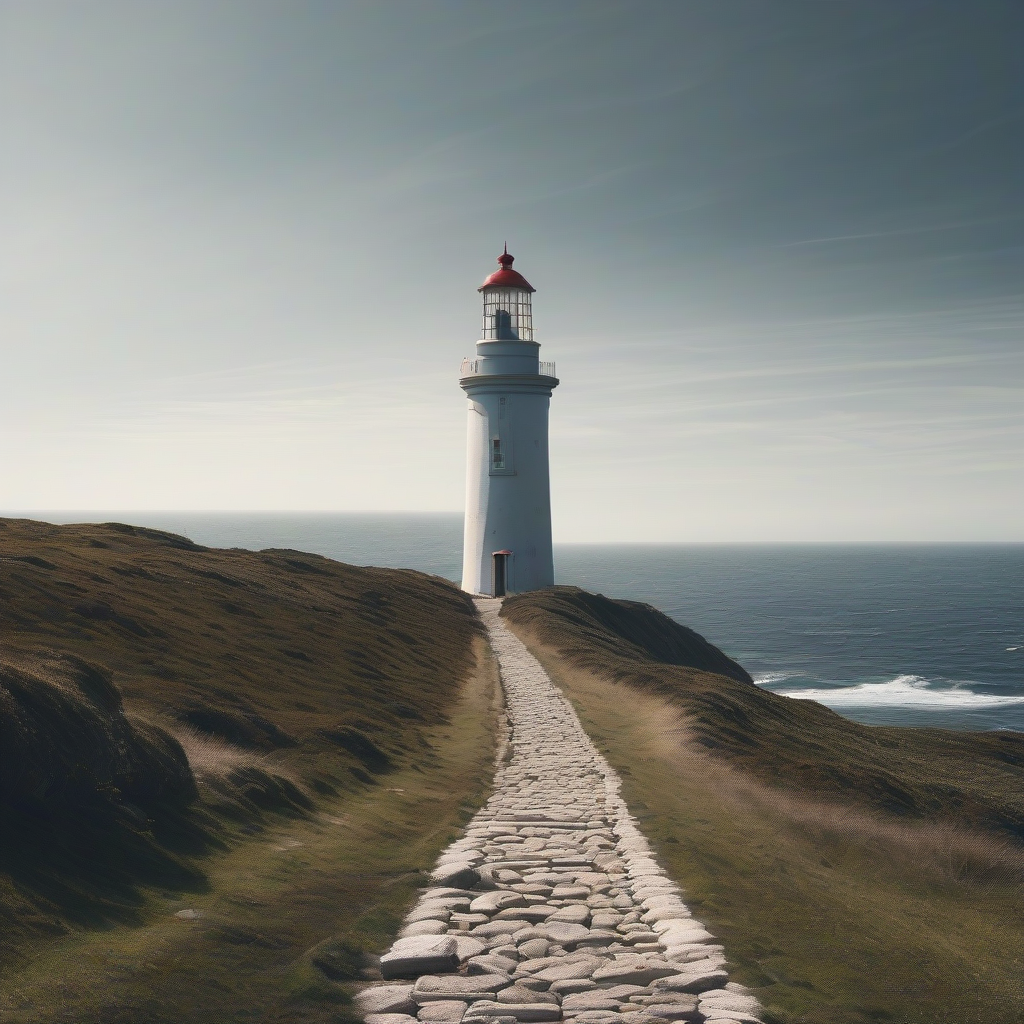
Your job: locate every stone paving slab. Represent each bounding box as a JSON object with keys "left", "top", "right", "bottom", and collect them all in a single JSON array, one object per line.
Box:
[{"left": 362, "top": 599, "right": 764, "bottom": 1024}]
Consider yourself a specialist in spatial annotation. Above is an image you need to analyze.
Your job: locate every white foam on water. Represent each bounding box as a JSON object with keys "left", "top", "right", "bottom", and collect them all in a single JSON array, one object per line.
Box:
[
  {"left": 753, "top": 670, "right": 797, "bottom": 686},
  {"left": 777, "top": 674, "right": 1024, "bottom": 708}
]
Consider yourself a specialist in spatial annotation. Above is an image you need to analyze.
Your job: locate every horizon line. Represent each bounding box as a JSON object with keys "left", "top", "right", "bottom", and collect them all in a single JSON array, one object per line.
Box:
[{"left": 3, "top": 511, "right": 1022, "bottom": 545}]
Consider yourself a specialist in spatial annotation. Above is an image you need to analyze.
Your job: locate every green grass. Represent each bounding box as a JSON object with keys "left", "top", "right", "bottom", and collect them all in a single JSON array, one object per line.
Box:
[
  {"left": 0, "top": 647, "right": 500, "bottom": 1022},
  {"left": 503, "top": 587, "right": 1024, "bottom": 1024},
  {"left": 6, "top": 524, "right": 1023, "bottom": 1023},
  {"left": 0, "top": 518, "right": 500, "bottom": 1022}
]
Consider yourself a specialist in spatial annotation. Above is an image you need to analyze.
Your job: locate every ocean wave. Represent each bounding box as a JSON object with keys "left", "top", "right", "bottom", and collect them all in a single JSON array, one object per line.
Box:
[
  {"left": 776, "top": 674, "right": 1024, "bottom": 708},
  {"left": 753, "top": 671, "right": 797, "bottom": 686}
]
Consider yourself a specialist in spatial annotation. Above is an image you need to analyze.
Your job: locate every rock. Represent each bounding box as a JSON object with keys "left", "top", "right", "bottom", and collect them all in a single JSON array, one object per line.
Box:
[
  {"left": 452, "top": 913, "right": 491, "bottom": 929},
  {"left": 539, "top": 923, "right": 590, "bottom": 946},
  {"left": 517, "top": 976, "right": 555, "bottom": 992},
  {"left": 633, "top": 1002, "right": 698, "bottom": 1021},
  {"left": 655, "top": 920, "right": 709, "bottom": 937},
  {"left": 453, "top": 936, "right": 488, "bottom": 962},
  {"left": 642, "top": 908, "right": 689, "bottom": 926},
  {"left": 697, "top": 991, "right": 762, "bottom": 1016},
  {"left": 597, "top": 986, "right": 649, "bottom": 999},
  {"left": 432, "top": 863, "right": 481, "bottom": 889},
  {"left": 564, "top": 1013, "right": 621, "bottom": 1024},
  {"left": 495, "top": 907, "right": 556, "bottom": 924},
  {"left": 549, "top": 886, "right": 590, "bottom": 900},
  {"left": 381, "top": 936, "right": 460, "bottom": 980},
  {"left": 438, "top": 851, "right": 485, "bottom": 868},
  {"left": 660, "top": 929, "right": 714, "bottom": 947},
  {"left": 468, "top": 954, "right": 520, "bottom": 976},
  {"left": 590, "top": 963, "right": 679, "bottom": 987},
  {"left": 561, "top": 992, "right": 623, "bottom": 1012},
  {"left": 663, "top": 945, "right": 725, "bottom": 965},
  {"left": 408, "top": 902, "right": 458, "bottom": 922},
  {"left": 701, "top": 1017, "right": 763, "bottom": 1024},
  {"left": 414, "top": 974, "right": 512, "bottom": 1003},
  {"left": 417, "top": 1001, "right": 470, "bottom": 1023},
  {"left": 652, "top": 967, "right": 729, "bottom": 995},
  {"left": 471, "top": 920, "right": 526, "bottom": 938},
  {"left": 472, "top": 891, "right": 528, "bottom": 914},
  {"left": 532, "top": 958, "right": 602, "bottom": 983},
  {"left": 518, "top": 939, "right": 550, "bottom": 959},
  {"left": 632, "top": 994, "right": 693, "bottom": 1005},
  {"left": 513, "top": 884, "right": 553, "bottom": 897},
  {"left": 473, "top": 866, "right": 500, "bottom": 890},
  {"left": 365, "top": 1015, "right": 419, "bottom": 1024},
  {"left": 422, "top": 888, "right": 476, "bottom": 901},
  {"left": 356, "top": 984, "right": 417, "bottom": 1015},
  {"left": 401, "top": 920, "right": 449, "bottom": 937},
  {"left": 464, "top": 1001, "right": 561, "bottom": 1022},
  {"left": 496, "top": 986, "right": 559, "bottom": 1005},
  {"left": 618, "top": 1012, "right": 674, "bottom": 1024},
  {"left": 547, "top": 906, "right": 590, "bottom": 925},
  {"left": 548, "top": 980, "right": 596, "bottom": 996}
]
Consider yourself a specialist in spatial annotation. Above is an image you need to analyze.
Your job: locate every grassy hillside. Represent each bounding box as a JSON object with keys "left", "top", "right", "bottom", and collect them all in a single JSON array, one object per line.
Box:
[
  {"left": 503, "top": 586, "right": 1024, "bottom": 1024},
  {"left": 0, "top": 518, "right": 499, "bottom": 1023}
]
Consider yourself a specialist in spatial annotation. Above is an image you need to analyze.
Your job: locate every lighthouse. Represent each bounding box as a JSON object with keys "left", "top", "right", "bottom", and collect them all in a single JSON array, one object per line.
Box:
[{"left": 460, "top": 248, "right": 558, "bottom": 596}]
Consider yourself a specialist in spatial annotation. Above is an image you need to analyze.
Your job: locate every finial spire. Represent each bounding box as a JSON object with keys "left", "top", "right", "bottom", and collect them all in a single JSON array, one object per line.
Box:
[{"left": 480, "top": 246, "right": 534, "bottom": 292}]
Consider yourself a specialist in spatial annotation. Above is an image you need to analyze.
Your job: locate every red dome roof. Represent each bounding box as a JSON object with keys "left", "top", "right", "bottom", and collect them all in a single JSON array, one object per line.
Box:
[{"left": 479, "top": 246, "right": 535, "bottom": 293}]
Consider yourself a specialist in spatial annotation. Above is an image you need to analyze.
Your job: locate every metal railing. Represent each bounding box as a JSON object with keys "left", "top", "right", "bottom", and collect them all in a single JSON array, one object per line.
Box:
[{"left": 460, "top": 358, "right": 556, "bottom": 378}]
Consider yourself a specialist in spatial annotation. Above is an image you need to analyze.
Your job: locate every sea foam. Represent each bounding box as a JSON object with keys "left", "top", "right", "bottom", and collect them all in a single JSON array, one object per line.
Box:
[{"left": 776, "top": 674, "right": 1024, "bottom": 708}]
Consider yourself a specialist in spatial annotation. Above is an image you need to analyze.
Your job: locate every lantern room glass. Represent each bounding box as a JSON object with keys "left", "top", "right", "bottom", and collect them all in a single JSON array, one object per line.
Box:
[{"left": 481, "top": 287, "right": 534, "bottom": 341}]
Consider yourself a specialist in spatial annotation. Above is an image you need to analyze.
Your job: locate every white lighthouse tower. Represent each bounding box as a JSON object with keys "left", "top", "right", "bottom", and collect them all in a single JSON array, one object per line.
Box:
[{"left": 460, "top": 248, "right": 558, "bottom": 596}]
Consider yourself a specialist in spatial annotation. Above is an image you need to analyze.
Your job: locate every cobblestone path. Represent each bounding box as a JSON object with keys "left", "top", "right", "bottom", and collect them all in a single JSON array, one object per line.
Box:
[{"left": 357, "top": 599, "right": 763, "bottom": 1024}]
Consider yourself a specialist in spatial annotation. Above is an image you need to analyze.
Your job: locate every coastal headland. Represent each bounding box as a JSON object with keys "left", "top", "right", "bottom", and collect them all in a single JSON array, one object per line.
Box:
[{"left": 0, "top": 519, "right": 1021, "bottom": 1023}]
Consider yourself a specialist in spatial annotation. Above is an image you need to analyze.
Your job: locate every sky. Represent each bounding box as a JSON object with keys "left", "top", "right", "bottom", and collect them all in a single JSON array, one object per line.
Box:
[{"left": 1, "top": 1, "right": 1021, "bottom": 541}]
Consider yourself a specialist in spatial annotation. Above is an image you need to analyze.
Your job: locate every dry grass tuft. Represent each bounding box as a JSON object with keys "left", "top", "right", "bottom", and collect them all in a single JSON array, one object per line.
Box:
[
  {"left": 504, "top": 591, "right": 1024, "bottom": 1024},
  {"left": 503, "top": 587, "right": 1024, "bottom": 840},
  {"left": 172, "top": 725, "right": 258, "bottom": 782}
]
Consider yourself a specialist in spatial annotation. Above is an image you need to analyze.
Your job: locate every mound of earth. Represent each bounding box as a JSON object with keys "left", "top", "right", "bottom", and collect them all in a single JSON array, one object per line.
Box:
[
  {"left": 502, "top": 586, "right": 1024, "bottom": 840},
  {"left": 0, "top": 517, "right": 481, "bottom": 960}
]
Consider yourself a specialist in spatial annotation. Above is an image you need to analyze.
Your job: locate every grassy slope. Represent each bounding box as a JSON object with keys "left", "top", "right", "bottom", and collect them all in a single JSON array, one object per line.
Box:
[
  {"left": 0, "top": 518, "right": 500, "bottom": 1023},
  {"left": 503, "top": 587, "right": 1024, "bottom": 1024}
]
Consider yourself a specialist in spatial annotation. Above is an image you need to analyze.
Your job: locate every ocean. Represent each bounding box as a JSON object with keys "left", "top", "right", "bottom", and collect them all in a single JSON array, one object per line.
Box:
[{"left": 17, "top": 512, "right": 1024, "bottom": 733}]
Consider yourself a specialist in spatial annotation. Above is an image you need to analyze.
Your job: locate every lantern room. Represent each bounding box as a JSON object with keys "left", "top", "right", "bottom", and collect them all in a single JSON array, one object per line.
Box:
[{"left": 479, "top": 246, "right": 535, "bottom": 341}]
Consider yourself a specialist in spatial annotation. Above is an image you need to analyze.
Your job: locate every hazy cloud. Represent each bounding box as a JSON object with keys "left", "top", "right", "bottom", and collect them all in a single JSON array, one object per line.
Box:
[{"left": 1, "top": 1, "right": 1021, "bottom": 538}]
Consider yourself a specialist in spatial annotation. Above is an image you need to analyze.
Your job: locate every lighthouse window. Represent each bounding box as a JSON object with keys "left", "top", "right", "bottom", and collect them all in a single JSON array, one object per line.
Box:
[
  {"left": 491, "top": 438, "right": 505, "bottom": 470},
  {"left": 482, "top": 288, "right": 533, "bottom": 342}
]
